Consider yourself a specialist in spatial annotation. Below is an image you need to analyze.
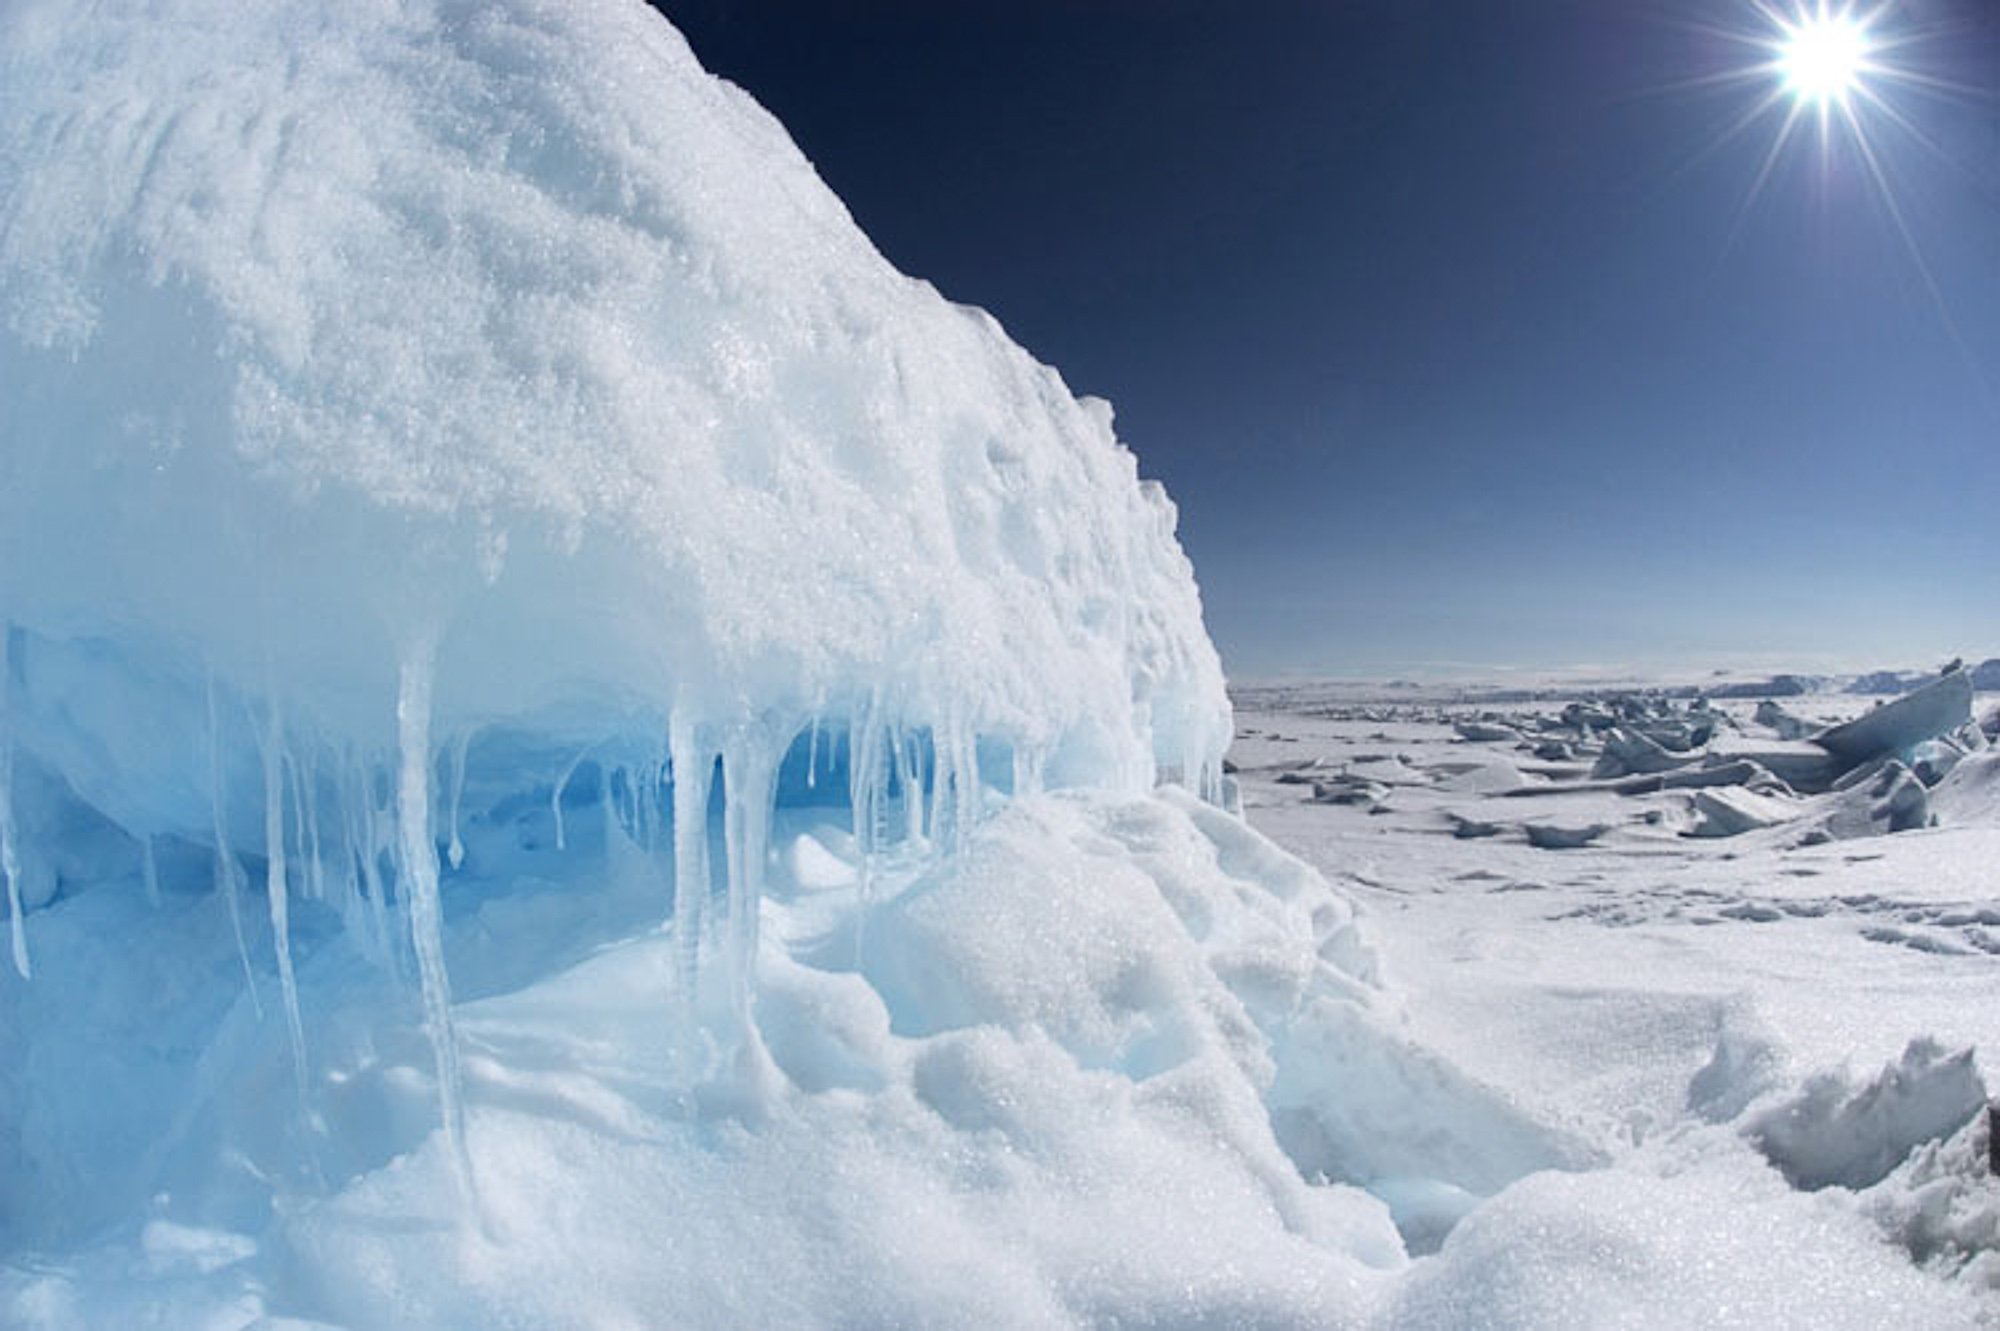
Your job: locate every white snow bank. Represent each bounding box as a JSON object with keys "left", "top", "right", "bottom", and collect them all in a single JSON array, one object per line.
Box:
[
  {"left": 1, "top": 789, "right": 1602, "bottom": 1327},
  {"left": 1373, "top": 1149, "right": 1989, "bottom": 1329},
  {"left": 0, "top": 0, "right": 1227, "bottom": 1218}
]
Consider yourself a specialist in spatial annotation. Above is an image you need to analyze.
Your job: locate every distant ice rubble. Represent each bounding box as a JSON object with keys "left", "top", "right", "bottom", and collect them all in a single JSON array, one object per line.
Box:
[{"left": 1287, "top": 664, "right": 1998, "bottom": 851}]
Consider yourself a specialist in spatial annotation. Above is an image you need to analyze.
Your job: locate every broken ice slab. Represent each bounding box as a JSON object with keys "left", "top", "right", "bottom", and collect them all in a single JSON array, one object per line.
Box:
[
  {"left": 1907, "top": 736, "right": 1967, "bottom": 787},
  {"left": 1801, "top": 760, "right": 1932, "bottom": 842},
  {"left": 1446, "top": 812, "right": 1503, "bottom": 839},
  {"left": 1452, "top": 720, "right": 1519, "bottom": 743},
  {"left": 1312, "top": 775, "right": 1391, "bottom": 807},
  {"left": 1686, "top": 786, "right": 1798, "bottom": 838},
  {"left": 1523, "top": 822, "right": 1609, "bottom": 850},
  {"left": 1590, "top": 727, "right": 1698, "bottom": 779},
  {"left": 1705, "top": 737, "right": 1843, "bottom": 794},
  {"left": 1753, "top": 699, "right": 1817, "bottom": 741},
  {"left": 1814, "top": 668, "right": 1973, "bottom": 767}
]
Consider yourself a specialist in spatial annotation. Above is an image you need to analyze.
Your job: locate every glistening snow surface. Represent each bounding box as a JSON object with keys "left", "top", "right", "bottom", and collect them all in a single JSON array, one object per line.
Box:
[
  {"left": 1, "top": 0, "right": 1994, "bottom": 1326},
  {"left": 0, "top": 0, "right": 1226, "bottom": 1258}
]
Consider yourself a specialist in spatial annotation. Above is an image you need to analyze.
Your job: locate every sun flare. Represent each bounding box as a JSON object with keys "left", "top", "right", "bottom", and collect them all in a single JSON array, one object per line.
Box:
[{"left": 1775, "top": 10, "right": 1872, "bottom": 105}]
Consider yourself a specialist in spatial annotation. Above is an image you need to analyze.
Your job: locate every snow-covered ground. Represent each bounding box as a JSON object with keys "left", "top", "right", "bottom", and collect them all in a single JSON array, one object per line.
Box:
[
  {"left": 1234, "top": 678, "right": 2000, "bottom": 1322},
  {"left": 3, "top": 0, "right": 1995, "bottom": 1324}
]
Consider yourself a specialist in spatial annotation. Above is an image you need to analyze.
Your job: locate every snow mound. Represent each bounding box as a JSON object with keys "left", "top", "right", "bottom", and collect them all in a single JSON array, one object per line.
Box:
[
  {"left": 1931, "top": 750, "right": 2000, "bottom": 826},
  {"left": 0, "top": 788, "right": 1606, "bottom": 1327},
  {"left": 0, "top": 0, "right": 1227, "bottom": 1221},
  {"left": 1372, "top": 1152, "right": 1988, "bottom": 1329},
  {"left": 1746, "top": 1038, "right": 1986, "bottom": 1192}
]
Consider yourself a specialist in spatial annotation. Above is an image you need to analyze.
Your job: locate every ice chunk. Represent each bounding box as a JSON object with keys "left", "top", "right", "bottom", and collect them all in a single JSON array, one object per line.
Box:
[
  {"left": 1522, "top": 822, "right": 1609, "bottom": 850},
  {"left": 1816, "top": 668, "right": 1974, "bottom": 766},
  {"left": 1754, "top": 698, "right": 1817, "bottom": 739},
  {"left": 1590, "top": 726, "right": 1695, "bottom": 779},
  {"left": 1686, "top": 785, "right": 1798, "bottom": 838},
  {"left": 1804, "top": 759, "right": 1932, "bottom": 842},
  {"left": 1746, "top": 1038, "right": 1986, "bottom": 1191}
]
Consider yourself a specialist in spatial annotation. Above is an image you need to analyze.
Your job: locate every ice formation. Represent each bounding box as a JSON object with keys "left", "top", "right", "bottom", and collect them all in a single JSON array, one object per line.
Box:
[
  {"left": 16, "top": 2, "right": 1980, "bottom": 1324},
  {"left": 0, "top": 0, "right": 1224, "bottom": 1170}
]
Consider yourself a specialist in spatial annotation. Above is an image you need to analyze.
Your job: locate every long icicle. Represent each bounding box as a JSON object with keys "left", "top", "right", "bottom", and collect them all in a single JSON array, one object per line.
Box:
[
  {"left": 446, "top": 728, "right": 472, "bottom": 871},
  {"left": 550, "top": 742, "right": 592, "bottom": 853},
  {"left": 208, "top": 678, "right": 262, "bottom": 1018},
  {"left": 669, "top": 711, "right": 712, "bottom": 1036},
  {"left": 260, "top": 702, "right": 310, "bottom": 1110},
  {"left": 396, "top": 638, "right": 476, "bottom": 1209},
  {"left": 721, "top": 727, "right": 778, "bottom": 1036},
  {"left": 0, "top": 623, "right": 28, "bottom": 980},
  {"left": 141, "top": 834, "right": 162, "bottom": 908}
]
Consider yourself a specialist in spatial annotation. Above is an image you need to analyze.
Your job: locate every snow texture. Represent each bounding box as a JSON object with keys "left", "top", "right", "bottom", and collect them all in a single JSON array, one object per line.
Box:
[{"left": 0, "top": 0, "right": 1227, "bottom": 1210}]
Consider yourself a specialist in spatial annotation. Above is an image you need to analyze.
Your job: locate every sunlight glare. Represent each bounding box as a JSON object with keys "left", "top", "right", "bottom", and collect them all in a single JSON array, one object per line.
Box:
[{"left": 1776, "top": 11, "right": 1871, "bottom": 105}]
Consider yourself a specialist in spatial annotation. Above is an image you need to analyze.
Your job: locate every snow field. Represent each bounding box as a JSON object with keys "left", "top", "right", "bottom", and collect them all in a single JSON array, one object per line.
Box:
[{"left": 1235, "top": 692, "right": 2000, "bottom": 1321}]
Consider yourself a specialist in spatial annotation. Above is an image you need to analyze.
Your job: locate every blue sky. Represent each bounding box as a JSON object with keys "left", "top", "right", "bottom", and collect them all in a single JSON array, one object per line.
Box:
[{"left": 666, "top": 1, "right": 1999, "bottom": 679}]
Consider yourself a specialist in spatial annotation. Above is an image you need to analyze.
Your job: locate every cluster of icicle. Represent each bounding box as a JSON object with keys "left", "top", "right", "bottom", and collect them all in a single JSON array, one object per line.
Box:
[{"left": 0, "top": 627, "right": 1215, "bottom": 1210}]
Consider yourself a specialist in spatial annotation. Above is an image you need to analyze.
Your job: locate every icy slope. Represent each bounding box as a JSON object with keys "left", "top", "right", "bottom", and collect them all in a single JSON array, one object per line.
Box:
[{"left": 0, "top": 0, "right": 1227, "bottom": 1176}]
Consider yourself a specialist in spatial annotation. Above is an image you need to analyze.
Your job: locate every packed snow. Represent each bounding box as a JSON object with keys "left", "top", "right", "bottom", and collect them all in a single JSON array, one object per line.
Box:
[{"left": 3, "top": 0, "right": 1996, "bottom": 1325}]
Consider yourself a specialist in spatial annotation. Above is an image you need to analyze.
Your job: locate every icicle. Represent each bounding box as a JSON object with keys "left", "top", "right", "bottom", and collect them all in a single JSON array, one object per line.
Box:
[
  {"left": 805, "top": 714, "right": 820, "bottom": 791},
  {"left": 720, "top": 728, "right": 778, "bottom": 1032},
  {"left": 847, "top": 691, "right": 890, "bottom": 865},
  {"left": 208, "top": 678, "right": 262, "bottom": 1018},
  {"left": 286, "top": 748, "right": 325, "bottom": 903},
  {"left": 668, "top": 712, "right": 713, "bottom": 1023},
  {"left": 0, "top": 624, "right": 28, "bottom": 980},
  {"left": 550, "top": 742, "right": 591, "bottom": 852},
  {"left": 141, "top": 834, "right": 162, "bottom": 907},
  {"left": 945, "top": 713, "right": 981, "bottom": 852},
  {"left": 260, "top": 703, "right": 309, "bottom": 1108},
  {"left": 348, "top": 759, "right": 394, "bottom": 975},
  {"left": 927, "top": 724, "right": 949, "bottom": 849},
  {"left": 396, "top": 639, "right": 475, "bottom": 1207},
  {"left": 445, "top": 729, "right": 471, "bottom": 871},
  {"left": 902, "top": 729, "right": 927, "bottom": 846},
  {"left": 305, "top": 754, "right": 327, "bottom": 902}
]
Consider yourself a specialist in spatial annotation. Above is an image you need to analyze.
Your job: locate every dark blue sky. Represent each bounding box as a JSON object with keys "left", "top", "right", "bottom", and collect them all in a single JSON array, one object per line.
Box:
[{"left": 664, "top": 1, "right": 2000, "bottom": 679}]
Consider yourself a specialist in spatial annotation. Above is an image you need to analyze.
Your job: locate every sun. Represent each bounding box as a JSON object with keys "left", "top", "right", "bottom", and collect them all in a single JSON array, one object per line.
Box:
[{"left": 1774, "top": 9, "right": 1874, "bottom": 105}]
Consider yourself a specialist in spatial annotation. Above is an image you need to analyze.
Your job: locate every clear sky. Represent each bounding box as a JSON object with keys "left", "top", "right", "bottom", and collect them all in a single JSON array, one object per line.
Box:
[{"left": 663, "top": 1, "right": 1999, "bottom": 680}]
